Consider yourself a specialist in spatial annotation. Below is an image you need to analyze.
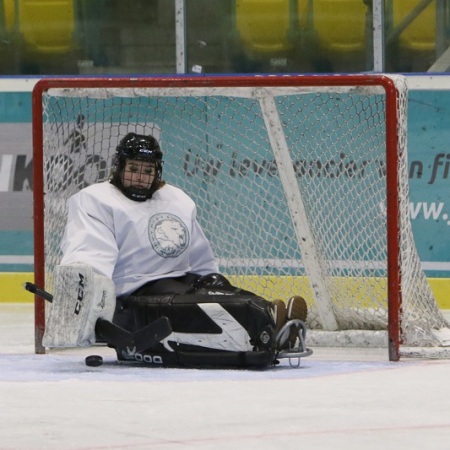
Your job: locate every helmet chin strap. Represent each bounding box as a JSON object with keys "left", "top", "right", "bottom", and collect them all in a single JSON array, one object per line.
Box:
[
  {"left": 117, "top": 175, "right": 161, "bottom": 202},
  {"left": 121, "top": 186, "right": 149, "bottom": 202}
]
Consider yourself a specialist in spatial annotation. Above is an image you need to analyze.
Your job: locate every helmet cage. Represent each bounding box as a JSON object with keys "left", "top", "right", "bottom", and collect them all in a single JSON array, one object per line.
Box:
[{"left": 111, "top": 133, "right": 163, "bottom": 201}]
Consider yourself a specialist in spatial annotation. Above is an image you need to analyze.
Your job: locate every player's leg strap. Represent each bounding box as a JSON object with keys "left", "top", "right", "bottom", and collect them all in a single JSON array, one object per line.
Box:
[
  {"left": 113, "top": 293, "right": 278, "bottom": 368},
  {"left": 43, "top": 264, "right": 116, "bottom": 347}
]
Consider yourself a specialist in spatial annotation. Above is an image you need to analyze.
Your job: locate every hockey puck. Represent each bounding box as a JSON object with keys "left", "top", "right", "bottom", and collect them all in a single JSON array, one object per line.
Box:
[{"left": 85, "top": 355, "right": 103, "bottom": 367}]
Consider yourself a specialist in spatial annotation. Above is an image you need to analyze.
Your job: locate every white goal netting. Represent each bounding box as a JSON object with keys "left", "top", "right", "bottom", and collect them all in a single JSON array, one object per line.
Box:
[{"left": 35, "top": 75, "right": 450, "bottom": 357}]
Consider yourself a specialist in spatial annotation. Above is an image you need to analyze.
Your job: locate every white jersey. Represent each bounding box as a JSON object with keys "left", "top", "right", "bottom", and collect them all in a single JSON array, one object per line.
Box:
[{"left": 60, "top": 181, "right": 219, "bottom": 296}]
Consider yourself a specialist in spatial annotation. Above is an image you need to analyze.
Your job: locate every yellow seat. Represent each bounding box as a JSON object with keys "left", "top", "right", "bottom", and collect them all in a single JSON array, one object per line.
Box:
[
  {"left": 3, "top": 0, "right": 16, "bottom": 32},
  {"left": 392, "top": 0, "right": 435, "bottom": 52},
  {"left": 235, "top": 0, "right": 292, "bottom": 53},
  {"left": 17, "top": 0, "right": 75, "bottom": 54},
  {"left": 311, "top": 0, "right": 367, "bottom": 53}
]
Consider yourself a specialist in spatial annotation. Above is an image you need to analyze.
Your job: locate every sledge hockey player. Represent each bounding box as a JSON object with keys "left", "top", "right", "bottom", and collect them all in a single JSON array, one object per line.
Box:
[{"left": 42, "top": 132, "right": 311, "bottom": 368}]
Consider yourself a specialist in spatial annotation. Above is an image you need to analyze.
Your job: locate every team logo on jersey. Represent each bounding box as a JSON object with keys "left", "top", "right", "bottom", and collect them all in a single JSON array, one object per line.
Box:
[{"left": 148, "top": 213, "right": 189, "bottom": 257}]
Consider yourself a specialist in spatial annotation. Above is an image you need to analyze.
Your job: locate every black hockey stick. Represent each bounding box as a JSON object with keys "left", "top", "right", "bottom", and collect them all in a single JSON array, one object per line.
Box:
[
  {"left": 24, "top": 281, "right": 172, "bottom": 353},
  {"left": 24, "top": 281, "right": 54, "bottom": 302}
]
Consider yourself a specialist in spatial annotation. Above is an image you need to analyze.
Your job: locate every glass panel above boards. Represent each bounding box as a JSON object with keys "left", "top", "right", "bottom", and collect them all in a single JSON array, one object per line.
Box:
[{"left": 0, "top": 0, "right": 447, "bottom": 76}]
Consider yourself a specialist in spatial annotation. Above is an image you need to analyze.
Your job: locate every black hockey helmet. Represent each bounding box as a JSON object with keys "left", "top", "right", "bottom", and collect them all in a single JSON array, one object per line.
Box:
[{"left": 110, "top": 132, "right": 164, "bottom": 201}]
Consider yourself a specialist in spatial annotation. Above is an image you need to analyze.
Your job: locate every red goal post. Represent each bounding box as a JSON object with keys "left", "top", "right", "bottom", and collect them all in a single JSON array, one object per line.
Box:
[{"left": 32, "top": 74, "right": 450, "bottom": 360}]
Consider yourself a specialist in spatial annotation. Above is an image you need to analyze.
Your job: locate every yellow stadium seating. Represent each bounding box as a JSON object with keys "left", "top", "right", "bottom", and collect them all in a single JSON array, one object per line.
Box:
[
  {"left": 3, "top": 0, "right": 16, "bottom": 32},
  {"left": 235, "top": 0, "right": 292, "bottom": 53},
  {"left": 235, "top": 0, "right": 368, "bottom": 56},
  {"left": 310, "top": 0, "right": 367, "bottom": 53},
  {"left": 392, "top": 0, "right": 436, "bottom": 52},
  {"left": 16, "top": 0, "right": 75, "bottom": 54}
]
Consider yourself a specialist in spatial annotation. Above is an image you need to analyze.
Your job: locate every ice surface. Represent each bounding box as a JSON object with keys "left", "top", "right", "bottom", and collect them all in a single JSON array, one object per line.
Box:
[{"left": 1, "top": 303, "right": 450, "bottom": 450}]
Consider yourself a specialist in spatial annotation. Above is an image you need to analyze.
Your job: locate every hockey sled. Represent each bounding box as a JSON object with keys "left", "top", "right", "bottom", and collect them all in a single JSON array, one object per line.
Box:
[
  {"left": 112, "top": 292, "right": 313, "bottom": 368},
  {"left": 25, "top": 282, "right": 312, "bottom": 368}
]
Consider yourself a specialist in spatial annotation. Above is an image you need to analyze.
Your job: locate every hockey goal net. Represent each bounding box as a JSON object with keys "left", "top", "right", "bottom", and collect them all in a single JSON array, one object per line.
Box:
[{"left": 32, "top": 75, "right": 450, "bottom": 360}]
